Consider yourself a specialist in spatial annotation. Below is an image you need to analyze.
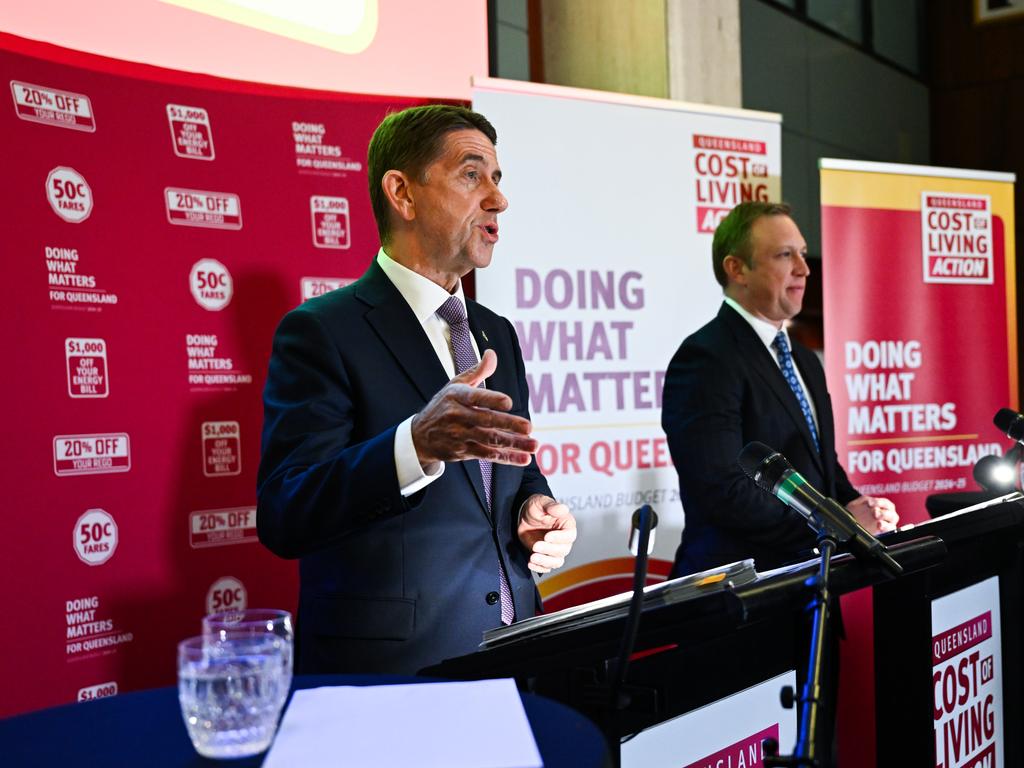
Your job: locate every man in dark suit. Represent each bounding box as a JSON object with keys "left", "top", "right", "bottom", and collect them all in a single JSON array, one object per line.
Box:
[
  {"left": 662, "top": 201, "right": 897, "bottom": 577},
  {"left": 257, "top": 105, "right": 577, "bottom": 675}
]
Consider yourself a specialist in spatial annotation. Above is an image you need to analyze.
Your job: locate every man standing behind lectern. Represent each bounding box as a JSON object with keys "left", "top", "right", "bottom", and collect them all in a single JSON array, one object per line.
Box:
[
  {"left": 257, "top": 105, "right": 576, "bottom": 675},
  {"left": 662, "top": 201, "right": 897, "bottom": 578}
]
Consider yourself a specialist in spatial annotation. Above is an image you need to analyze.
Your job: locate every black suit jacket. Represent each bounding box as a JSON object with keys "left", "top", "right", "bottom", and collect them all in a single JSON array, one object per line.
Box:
[
  {"left": 257, "top": 259, "right": 551, "bottom": 675},
  {"left": 662, "top": 303, "right": 858, "bottom": 576}
]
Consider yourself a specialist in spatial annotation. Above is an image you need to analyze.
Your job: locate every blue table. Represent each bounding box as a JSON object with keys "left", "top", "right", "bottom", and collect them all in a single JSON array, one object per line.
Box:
[{"left": 2, "top": 675, "right": 609, "bottom": 767}]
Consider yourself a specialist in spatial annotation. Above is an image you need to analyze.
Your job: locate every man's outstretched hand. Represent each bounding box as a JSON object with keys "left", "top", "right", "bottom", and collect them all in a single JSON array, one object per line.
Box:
[{"left": 412, "top": 349, "right": 538, "bottom": 467}]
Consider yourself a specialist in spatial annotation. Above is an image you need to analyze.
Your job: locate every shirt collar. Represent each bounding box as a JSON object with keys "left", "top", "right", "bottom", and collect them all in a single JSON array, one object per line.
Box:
[
  {"left": 376, "top": 248, "right": 467, "bottom": 325},
  {"left": 723, "top": 296, "right": 789, "bottom": 352}
]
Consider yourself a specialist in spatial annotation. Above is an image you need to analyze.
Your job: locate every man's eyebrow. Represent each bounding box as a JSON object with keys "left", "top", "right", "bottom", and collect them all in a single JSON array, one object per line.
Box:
[{"left": 459, "top": 152, "right": 502, "bottom": 181}]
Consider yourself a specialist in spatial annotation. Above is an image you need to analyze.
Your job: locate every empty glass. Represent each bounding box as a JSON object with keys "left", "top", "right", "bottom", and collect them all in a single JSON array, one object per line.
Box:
[
  {"left": 202, "top": 608, "right": 294, "bottom": 706},
  {"left": 177, "top": 634, "right": 286, "bottom": 758}
]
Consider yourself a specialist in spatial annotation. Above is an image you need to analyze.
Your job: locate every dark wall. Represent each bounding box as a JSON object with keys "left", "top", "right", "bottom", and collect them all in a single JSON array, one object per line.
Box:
[
  {"left": 739, "top": 0, "right": 930, "bottom": 352},
  {"left": 741, "top": 0, "right": 930, "bottom": 260},
  {"left": 929, "top": 1, "right": 1024, "bottom": 404}
]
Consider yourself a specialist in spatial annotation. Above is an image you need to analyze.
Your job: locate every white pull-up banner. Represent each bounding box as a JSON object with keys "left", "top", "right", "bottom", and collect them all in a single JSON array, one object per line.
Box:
[{"left": 472, "top": 79, "right": 782, "bottom": 608}]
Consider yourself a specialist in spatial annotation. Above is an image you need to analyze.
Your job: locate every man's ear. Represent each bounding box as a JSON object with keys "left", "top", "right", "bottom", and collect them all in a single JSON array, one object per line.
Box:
[
  {"left": 722, "top": 254, "right": 748, "bottom": 285},
  {"left": 381, "top": 170, "right": 416, "bottom": 223}
]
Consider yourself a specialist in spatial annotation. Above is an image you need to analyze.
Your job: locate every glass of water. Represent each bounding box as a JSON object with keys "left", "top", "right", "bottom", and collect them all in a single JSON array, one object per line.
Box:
[
  {"left": 177, "top": 634, "right": 286, "bottom": 759},
  {"left": 202, "top": 609, "right": 294, "bottom": 704}
]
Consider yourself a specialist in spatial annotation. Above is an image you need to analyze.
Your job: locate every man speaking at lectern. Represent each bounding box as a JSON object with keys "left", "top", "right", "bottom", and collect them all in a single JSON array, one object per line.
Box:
[
  {"left": 662, "top": 201, "right": 897, "bottom": 577},
  {"left": 257, "top": 105, "right": 576, "bottom": 675}
]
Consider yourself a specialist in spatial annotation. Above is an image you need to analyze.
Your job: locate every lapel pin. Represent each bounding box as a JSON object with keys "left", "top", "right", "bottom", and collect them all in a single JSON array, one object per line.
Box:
[{"left": 481, "top": 330, "right": 489, "bottom": 343}]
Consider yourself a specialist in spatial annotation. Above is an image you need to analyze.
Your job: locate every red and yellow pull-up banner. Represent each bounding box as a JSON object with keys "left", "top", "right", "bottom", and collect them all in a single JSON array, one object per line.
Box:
[
  {"left": 820, "top": 159, "right": 1016, "bottom": 767},
  {"left": 820, "top": 159, "right": 1017, "bottom": 524}
]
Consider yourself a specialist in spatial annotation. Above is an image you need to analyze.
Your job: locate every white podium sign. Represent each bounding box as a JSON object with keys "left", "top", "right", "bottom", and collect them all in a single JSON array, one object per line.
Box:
[
  {"left": 932, "top": 576, "right": 1003, "bottom": 768},
  {"left": 621, "top": 671, "right": 797, "bottom": 767}
]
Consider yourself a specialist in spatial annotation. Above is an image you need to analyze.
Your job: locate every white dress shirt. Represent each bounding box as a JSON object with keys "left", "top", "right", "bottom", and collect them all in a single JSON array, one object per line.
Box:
[
  {"left": 723, "top": 296, "right": 819, "bottom": 432},
  {"left": 376, "top": 248, "right": 483, "bottom": 496}
]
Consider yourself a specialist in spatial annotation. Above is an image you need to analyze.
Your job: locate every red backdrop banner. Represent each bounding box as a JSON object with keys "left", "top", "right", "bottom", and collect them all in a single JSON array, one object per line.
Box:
[{"left": 2, "top": 32, "right": 429, "bottom": 717}]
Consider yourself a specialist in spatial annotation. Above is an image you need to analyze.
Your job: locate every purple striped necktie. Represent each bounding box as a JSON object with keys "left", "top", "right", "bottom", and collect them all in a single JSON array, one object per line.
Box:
[{"left": 437, "top": 296, "right": 515, "bottom": 625}]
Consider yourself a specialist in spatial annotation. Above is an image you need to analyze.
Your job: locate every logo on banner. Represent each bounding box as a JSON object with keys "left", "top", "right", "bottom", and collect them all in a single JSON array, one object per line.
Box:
[
  {"left": 77, "top": 682, "right": 118, "bottom": 702},
  {"left": 73, "top": 509, "right": 118, "bottom": 566},
  {"left": 46, "top": 245, "right": 119, "bottom": 308},
  {"left": 54, "top": 433, "right": 131, "bottom": 476},
  {"left": 682, "top": 724, "right": 779, "bottom": 768},
  {"left": 921, "top": 193, "right": 993, "bottom": 284},
  {"left": 186, "top": 333, "right": 253, "bottom": 389},
  {"left": 933, "top": 578, "right": 1003, "bottom": 768},
  {"left": 189, "top": 258, "right": 233, "bottom": 311},
  {"left": 190, "top": 507, "right": 257, "bottom": 548},
  {"left": 166, "top": 104, "right": 215, "bottom": 160},
  {"left": 301, "top": 276, "right": 354, "bottom": 302},
  {"left": 11, "top": 81, "right": 95, "bottom": 132},
  {"left": 207, "top": 577, "right": 247, "bottom": 615},
  {"left": 47, "top": 167, "right": 93, "bottom": 223},
  {"left": 65, "top": 337, "right": 109, "bottom": 398},
  {"left": 202, "top": 421, "right": 241, "bottom": 476},
  {"left": 292, "top": 121, "right": 363, "bottom": 175},
  {"left": 165, "top": 187, "right": 242, "bottom": 229},
  {"left": 311, "top": 196, "right": 351, "bottom": 249},
  {"left": 65, "top": 595, "right": 134, "bottom": 658},
  {"left": 692, "top": 134, "right": 770, "bottom": 234}
]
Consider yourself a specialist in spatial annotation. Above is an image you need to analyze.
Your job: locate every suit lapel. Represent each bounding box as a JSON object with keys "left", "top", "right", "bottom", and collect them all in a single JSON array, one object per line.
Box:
[
  {"left": 467, "top": 302, "right": 514, "bottom": 398},
  {"left": 357, "top": 261, "right": 450, "bottom": 403},
  {"left": 356, "top": 261, "right": 492, "bottom": 518},
  {"left": 720, "top": 305, "right": 825, "bottom": 473},
  {"left": 470, "top": 308, "right": 530, "bottom": 535}
]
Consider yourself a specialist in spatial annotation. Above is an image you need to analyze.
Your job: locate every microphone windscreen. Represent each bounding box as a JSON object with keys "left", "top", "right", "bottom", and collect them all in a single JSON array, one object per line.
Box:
[
  {"left": 994, "top": 408, "right": 1023, "bottom": 437},
  {"left": 737, "top": 441, "right": 774, "bottom": 476},
  {"left": 738, "top": 442, "right": 789, "bottom": 492},
  {"left": 628, "top": 506, "right": 658, "bottom": 556},
  {"left": 630, "top": 507, "right": 659, "bottom": 530}
]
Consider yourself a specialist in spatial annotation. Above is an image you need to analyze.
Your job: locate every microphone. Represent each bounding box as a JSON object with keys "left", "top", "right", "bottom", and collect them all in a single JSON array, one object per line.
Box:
[
  {"left": 628, "top": 506, "right": 658, "bottom": 556},
  {"left": 738, "top": 442, "right": 902, "bottom": 575},
  {"left": 994, "top": 408, "right": 1024, "bottom": 443},
  {"left": 972, "top": 454, "right": 1017, "bottom": 492}
]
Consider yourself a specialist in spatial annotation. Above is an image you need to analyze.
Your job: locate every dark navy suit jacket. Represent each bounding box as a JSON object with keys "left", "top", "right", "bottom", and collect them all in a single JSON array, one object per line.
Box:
[
  {"left": 257, "top": 259, "right": 551, "bottom": 675},
  {"left": 662, "top": 303, "right": 858, "bottom": 576}
]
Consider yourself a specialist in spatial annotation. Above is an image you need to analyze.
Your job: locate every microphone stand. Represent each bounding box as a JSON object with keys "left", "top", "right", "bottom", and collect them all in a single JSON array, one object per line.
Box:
[
  {"left": 609, "top": 504, "right": 653, "bottom": 712},
  {"left": 736, "top": 442, "right": 904, "bottom": 766},
  {"left": 600, "top": 505, "right": 654, "bottom": 767},
  {"left": 764, "top": 528, "right": 838, "bottom": 768}
]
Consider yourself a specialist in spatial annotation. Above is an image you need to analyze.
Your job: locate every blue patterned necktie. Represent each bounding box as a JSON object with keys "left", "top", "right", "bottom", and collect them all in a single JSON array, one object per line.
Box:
[
  {"left": 437, "top": 296, "right": 515, "bottom": 625},
  {"left": 772, "top": 331, "right": 821, "bottom": 454}
]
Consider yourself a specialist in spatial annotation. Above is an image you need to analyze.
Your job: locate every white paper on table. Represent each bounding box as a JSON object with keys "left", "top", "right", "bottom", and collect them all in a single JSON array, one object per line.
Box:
[{"left": 262, "top": 678, "right": 543, "bottom": 768}]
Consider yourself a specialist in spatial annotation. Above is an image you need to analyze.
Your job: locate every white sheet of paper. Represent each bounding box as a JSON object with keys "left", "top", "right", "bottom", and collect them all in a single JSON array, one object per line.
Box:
[{"left": 262, "top": 678, "right": 543, "bottom": 768}]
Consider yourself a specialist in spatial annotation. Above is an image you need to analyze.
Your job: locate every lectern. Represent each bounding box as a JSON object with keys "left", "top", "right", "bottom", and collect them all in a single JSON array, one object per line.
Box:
[
  {"left": 427, "top": 536, "right": 945, "bottom": 765},
  {"left": 874, "top": 494, "right": 1024, "bottom": 767}
]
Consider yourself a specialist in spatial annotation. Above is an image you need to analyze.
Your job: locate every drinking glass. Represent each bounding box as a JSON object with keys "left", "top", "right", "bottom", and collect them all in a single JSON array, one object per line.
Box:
[
  {"left": 202, "top": 608, "right": 294, "bottom": 704},
  {"left": 177, "top": 634, "right": 286, "bottom": 759}
]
